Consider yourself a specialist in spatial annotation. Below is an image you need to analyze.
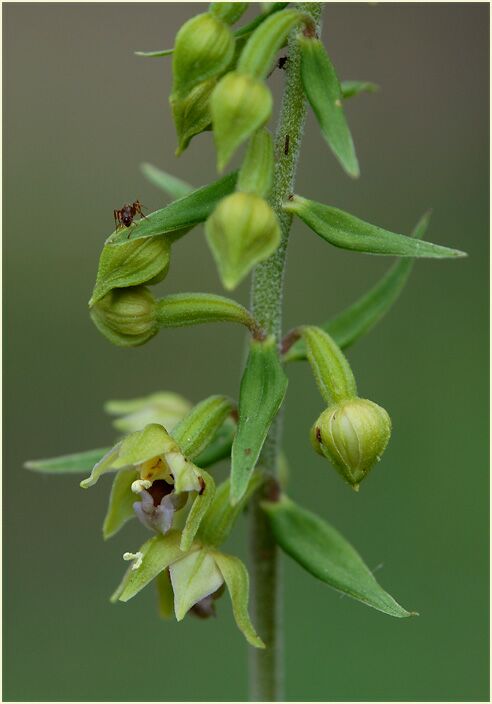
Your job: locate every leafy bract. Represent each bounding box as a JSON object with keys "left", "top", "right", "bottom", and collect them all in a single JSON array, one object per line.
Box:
[
  {"left": 140, "top": 163, "right": 194, "bottom": 199},
  {"left": 263, "top": 495, "right": 414, "bottom": 618},
  {"left": 230, "top": 337, "right": 287, "bottom": 504}
]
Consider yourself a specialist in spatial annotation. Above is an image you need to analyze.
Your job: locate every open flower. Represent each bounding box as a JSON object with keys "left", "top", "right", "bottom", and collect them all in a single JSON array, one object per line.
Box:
[
  {"left": 112, "top": 530, "right": 264, "bottom": 648},
  {"left": 81, "top": 424, "right": 214, "bottom": 549}
]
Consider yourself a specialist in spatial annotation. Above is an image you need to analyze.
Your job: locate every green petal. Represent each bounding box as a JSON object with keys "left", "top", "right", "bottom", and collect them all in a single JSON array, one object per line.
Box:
[
  {"left": 25, "top": 447, "right": 109, "bottom": 474},
  {"left": 263, "top": 495, "right": 414, "bottom": 618},
  {"left": 181, "top": 470, "right": 216, "bottom": 552},
  {"left": 170, "top": 548, "right": 224, "bottom": 621},
  {"left": 103, "top": 468, "right": 138, "bottom": 540},
  {"left": 212, "top": 551, "right": 265, "bottom": 648},
  {"left": 105, "top": 391, "right": 192, "bottom": 434},
  {"left": 112, "top": 531, "right": 186, "bottom": 603}
]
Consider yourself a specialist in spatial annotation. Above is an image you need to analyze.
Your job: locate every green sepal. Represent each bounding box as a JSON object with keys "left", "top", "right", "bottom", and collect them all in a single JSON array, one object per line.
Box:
[
  {"left": 112, "top": 531, "right": 187, "bottom": 603},
  {"left": 25, "top": 447, "right": 110, "bottom": 474},
  {"left": 156, "top": 292, "right": 258, "bottom": 331},
  {"left": 103, "top": 468, "right": 138, "bottom": 539},
  {"left": 211, "top": 71, "right": 272, "bottom": 172},
  {"left": 107, "top": 172, "right": 238, "bottom": 245},
  {"left": 170, "top": 548, "right": 224, "bottom": 620},
  {"left": 284, "top": 195, "right": 466, "bottom": 258},
  {"left": 284, "top": 212, "right": 431, "bottom": 362},
  {"left": 198, "top": 471, "right": 264, "bottom": 547},
  {"left": 341, "top": 80, "right": 379, "bottom": 100},
  {"left": 90, "top": 286, "right": 158, "bottom": 348},
  {"left": 230, "top": 336, "right": 288, "bottom": 505},
  {"left": 180, "top": 470, "right": 216, "bottom": 552},
  {"left": 172, "top": 395, "right": 234, "bottom": 460},
  {"left": 140, "top": 163, "right": 194, "bottom": 200},
  {"left": 194, "top": 417, "right": 236, "bottom": 468},
  {"left": 156, "top": 569, "right": 174, "bottom": 619},
  {"left": 262, "top": 495, "right": 414, "bottom": 618},
  {"left": 105, "top": 391, "right": 192, "bottom": 434},
  {"left": 300, "top": 36, "right": 359, "bottom": 178},
  {"left": 205, "top": 192, "right": 280, "bottom": 290},
  {"left": 172, "top": 13, "right": 235, "bottom": 98},
  {"left": 238, "top": 9, "right": 309, "bottom": 80},
  {"left": 170, "top": 79, "right": 215, "bottom": 156},
  {"left": 209, "top": 2, "right": 249, "bottom": 25},
  {"left": 89, "top": 236, "right": 171, "bottom": 306},
  {"left": 211, "top": 550, "right": 265, "bottom": 648},
  {"left": 300, "top": 325, "right": 357, "bottom": 404},
  {"left": 237, "top": 128, "right": 274, "bottom": 198},
  {"left": 80, "top": 444, "right": 121, "bottom": 489}
]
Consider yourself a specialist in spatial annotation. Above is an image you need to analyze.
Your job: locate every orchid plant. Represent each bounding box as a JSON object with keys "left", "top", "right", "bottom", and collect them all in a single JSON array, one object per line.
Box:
[{"left": 27, "top": 3, "right": 466, "bottom": 700}]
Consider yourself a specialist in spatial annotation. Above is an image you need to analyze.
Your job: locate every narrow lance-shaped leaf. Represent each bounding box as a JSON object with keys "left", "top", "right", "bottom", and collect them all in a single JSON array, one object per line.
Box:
[
  {"left": 172, "top": 395, "right": 234, "bottom": 460},
  {"left": 180, "top": 469, "right": 216, "bottom": 552},
  {"left": 285, "top": 195, "right": 466, "bottom": 258},
  {"left": 284, "top": 212, "right": 431, "bottom": 362},
  {"left": 340, "top": 80, "right": 379, "bottom": 100},
  {"left": 140, "top": 163, "right": 194, "bottom": 199},
  {"left": 263, "top": 495, "right": 415, "bottom": 618},
  {"left": 230, "top": 336, "right": 287, "bottom": 505},
  {"left": 156, "top": 293, "right": 258, "bottom": 332},
  {"left": 25, "top": 447, "right": 110, "bottom": 474},
  {"left": 103, "top": 467, "right": 138, "bottom": 540},
  {"left": 212, "top": 550, "right": 265, "bottom": 648},
  {"left": 107, "top": 171, "right": 238, "bottom": 245},
  {"left": 300, "top": 36, "right": 359, "bottom": 178}
]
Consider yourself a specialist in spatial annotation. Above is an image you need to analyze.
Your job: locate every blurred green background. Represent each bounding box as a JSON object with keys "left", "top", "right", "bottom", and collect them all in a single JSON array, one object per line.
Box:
[{"left": 3, "top": 3, "right": 489, "bottom": 701}]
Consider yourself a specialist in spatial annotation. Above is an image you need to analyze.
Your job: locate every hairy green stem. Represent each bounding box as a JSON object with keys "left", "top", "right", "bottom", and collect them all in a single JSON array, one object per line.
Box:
[{"left": 247, "top": 4, "right": 322, "bottom": 701}]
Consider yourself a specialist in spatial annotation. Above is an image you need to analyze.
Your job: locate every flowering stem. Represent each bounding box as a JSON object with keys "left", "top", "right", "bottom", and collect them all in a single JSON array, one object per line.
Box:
[{"left": 247, "top": 4, "right": 322, "bottom": 701}]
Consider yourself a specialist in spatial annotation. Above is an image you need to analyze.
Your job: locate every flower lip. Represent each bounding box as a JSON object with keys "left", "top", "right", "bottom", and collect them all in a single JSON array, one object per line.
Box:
[{"left": 148, "top": 479, "right": 174, "bottom": 506}]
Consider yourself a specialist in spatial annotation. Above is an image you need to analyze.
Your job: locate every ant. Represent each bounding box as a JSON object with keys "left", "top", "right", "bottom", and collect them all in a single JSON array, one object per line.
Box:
[{"left": 113, "top": 200, "right": 147, "bottom": 236}]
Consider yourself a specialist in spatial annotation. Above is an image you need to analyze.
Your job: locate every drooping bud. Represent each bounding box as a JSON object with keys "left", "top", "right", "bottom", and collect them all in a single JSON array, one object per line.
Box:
[
  {"left": 172, "top": 13, "right": 235, "bottom": 98},
  {"left": 211, "top": 71, "right": 272, "bottom": 171},
  {"left": 90, "top": 286, "right": 158, "bottom": 347},
  {"left": 170, "top": 79, "right": 215, "bottom": 156},
  {"left": 205, "top": 191, "right": 280, "bottom": 290},
  {"left": 311, "top": 398, "right": 391, "bottom": 489},
  {"left": 89, "top": 236, "right": 171, "bottom": 307}
]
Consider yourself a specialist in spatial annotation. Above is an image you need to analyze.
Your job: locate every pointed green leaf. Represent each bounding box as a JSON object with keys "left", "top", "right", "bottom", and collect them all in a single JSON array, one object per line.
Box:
[
  {"left": 340, "top": 80, "right": 379, "bottom": 100},
  {"left": 112, "top": 531, "right": 187, "bottom": 603},
  {"left": 284, "top": 212, "right": 432, "bottom": 362},
  {"left": 300, "top": 325, "right": 357, "bottom": 404},
  {"left": 25, "top": 448, "right": 109, "bottom": 474},
  {"left": 285, "top": 195, "right": 466, "bottom": 258},
  {"left": 181, "top": 470, "right": 216, "bottom": 552},
  {"left": 300, "top": 37, "right": 359, "bottom": 178},
  {"left": 140, "top": 163, "right": 194, "bottom": 199},
  {"left": 212, "top": 551, "right": 265, "bottom": 648},
  {"left": 172, "top": 395, "right": 234, "bottom": 460},
  {"left": 194, "top": 417, "right": 236, "bottom": 468},
  {"left": 263, "top": 495, "right": 414, "bottom": 618},
  {"left": 170, "top": 548, "right": 224, "bottom": 621},
  {"left": 156, "top": 569, "right": 174, "bottom": 619},
  {"left": 230, "top": 336, "right": 287, "bottom": 504},
  {"left": 107, "top": 171, "right": 238, "bottom": 245},
  {"left": 103, "top": 468, "right": 138, "bottom": 540}
]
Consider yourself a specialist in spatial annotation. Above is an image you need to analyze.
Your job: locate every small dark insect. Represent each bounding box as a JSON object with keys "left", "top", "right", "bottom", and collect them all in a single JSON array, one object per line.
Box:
[
  {"left": 113, "top": 200, "right": 147, "bottom": 235},
  {"left": 284, "top": 134, "right": 290, "bottom": 155},
  {"left": 278, "top": 56, "right": 288, "bottom": 70}
]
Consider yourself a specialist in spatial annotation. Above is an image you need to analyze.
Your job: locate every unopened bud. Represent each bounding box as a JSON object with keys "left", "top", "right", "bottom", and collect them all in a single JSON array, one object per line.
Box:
[
  {"left": 90, "top": 286, "right": 158, "bottom": 347},
  {"left": 205, "top": 191, "right": 280, "bottom": 290},
  {"left": 172, "top": 13, "right": 235, "bottom": 97},
  {"left": 311, "top": 398, "right": 391, "bottom": 489},
  {"left": 211, "top": 71, "right": 272, "bottom": 171}
]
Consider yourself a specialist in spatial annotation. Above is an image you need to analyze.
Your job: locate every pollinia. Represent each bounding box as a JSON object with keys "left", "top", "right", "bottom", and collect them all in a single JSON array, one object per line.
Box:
[{"left": 27, "top": 3, "right": 466, "bottom": 699}]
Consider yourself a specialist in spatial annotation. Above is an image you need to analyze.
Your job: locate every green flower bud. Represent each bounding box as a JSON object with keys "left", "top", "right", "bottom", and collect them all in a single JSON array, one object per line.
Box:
[
  {"left": 172, "top": 13, "right": 235, "bottom": 97},
  {"left": 170, "top": 79, "right": 215, "bottom": 156},
  {"left": 89, "top": 236, "right": 171, "bottom": 307},
  {"left": 90, "top": 286, "right": 158, "bottom": 348},
  {"left": 205, "top": 191, "right": 280, "bottom": 290},
  {"left": 211, "top": 71, "right": 272, "bottom": 171},
  {"left": 311, "top": 398, "right": 391, "bottom": 490}
]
